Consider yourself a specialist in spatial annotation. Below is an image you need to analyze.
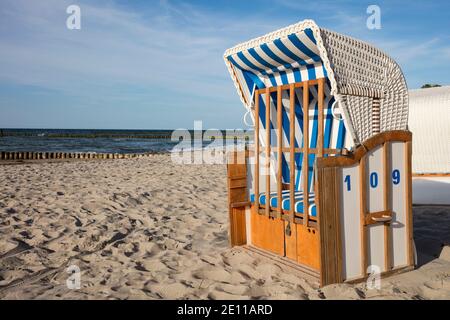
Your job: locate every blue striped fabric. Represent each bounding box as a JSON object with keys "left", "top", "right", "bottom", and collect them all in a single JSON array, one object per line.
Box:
[
  {"left": 252, "top": 81, "right": 346, "bottom": 190},
  {"left": 228, "top": 28, "right": 328, "bottom": 191},
  {"left": 249, "top": 81, "right": 346, "bottom": 217},
  {"left": 230, "top": 28, "right": 348, "bottom": 215},
  {"left": 293, "top": 82, "right": 347, "bottom": 193},
  {"left": 226, "top": 28, "right": 326, "bottom": 93},
  {"left": 249, "top": 190, "right": 317, "bottom": 216}
]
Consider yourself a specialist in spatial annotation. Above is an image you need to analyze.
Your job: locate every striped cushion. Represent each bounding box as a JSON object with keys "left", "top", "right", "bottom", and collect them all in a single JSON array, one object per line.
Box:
[{"left": 250, "top": 190, "right": 316, "bottom": 217}]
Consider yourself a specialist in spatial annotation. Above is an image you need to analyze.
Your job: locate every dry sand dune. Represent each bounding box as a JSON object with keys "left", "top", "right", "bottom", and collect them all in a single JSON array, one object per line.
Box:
[{"left": 0, "top": 154, "right": 449, "bottom": 299}]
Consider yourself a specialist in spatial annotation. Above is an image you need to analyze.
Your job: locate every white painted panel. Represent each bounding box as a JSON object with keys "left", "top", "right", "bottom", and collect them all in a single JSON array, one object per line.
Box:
[
  {"left": 367, "top": 224, "right": 385, "bottom": 272},
  {"left": 339, "top": 165, "right": 361, "bottom": 280},
  {"left": 245, "top": 207, "right": 252, "bottom": 245},
  {"left": 391, "top": 142, "right": 408, "bottom": 267},
  {"left": 366, "top": 146, "right": 386, "bottom": 272},
  {"left": 247, "top": 157, "right": 255, "bottom": 197}
]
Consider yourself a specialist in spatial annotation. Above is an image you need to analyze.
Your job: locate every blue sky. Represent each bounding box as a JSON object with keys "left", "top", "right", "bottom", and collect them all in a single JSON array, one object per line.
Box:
[{"left": 0, "top": 0, "right": 449, "bottom": 129}]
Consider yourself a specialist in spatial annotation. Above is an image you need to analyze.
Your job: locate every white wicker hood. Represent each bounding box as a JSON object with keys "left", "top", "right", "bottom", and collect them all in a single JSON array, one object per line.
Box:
[{"left": 224, "top": 19, "right": 408, "bottom": 145}]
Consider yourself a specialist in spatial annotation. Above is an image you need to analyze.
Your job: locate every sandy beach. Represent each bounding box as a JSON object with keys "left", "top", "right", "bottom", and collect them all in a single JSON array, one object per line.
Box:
[{"left": 0, "top": 154, "right": 449, "bottom": 300}]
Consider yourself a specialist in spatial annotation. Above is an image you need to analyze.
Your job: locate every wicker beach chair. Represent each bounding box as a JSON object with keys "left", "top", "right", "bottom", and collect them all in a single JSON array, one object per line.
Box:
[{"left": 224, "top": 20, "right": 413, "bottom": 286}]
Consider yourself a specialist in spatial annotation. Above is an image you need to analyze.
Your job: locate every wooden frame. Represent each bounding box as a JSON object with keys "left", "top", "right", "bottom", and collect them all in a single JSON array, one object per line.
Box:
[
  {"left": 316, "top": 166, "right": 342, "bottom": 284},
  {"left": 252, "top": 78, "right": 331, "bottom": 224},
  {"left": 383, "top": 142, "right": 392, "bottom": 271},
  {"left": 316, "top": 131, "right": 412, "bottom": 167},
  {"left": 316, "top": 130, "right": 414, "bottom": 286},
  {"left": 302, "top": 81, "right": 310, "bottom": 226},
  {"left": 405, "top": 141, "right": 414, "bottom": 266},
  {"left": 359, "top": 154, "right": 368, "bottom": 276},
  {"left": 254, "top": 79, "right": 321, "bottom": 95},
  {"left": 254, "top": 93, "right": 260, "bottom": 212},
  {"left": 289, "top": 83, "right": 295, "bottom": 223},
  {"left": 277, "top": 86, "right": 283, "bottom": 218},
  {"left": 226, "top": 151, "right": 248, "bottom": 246},
  {"left": 412, "top": 173, "right": 450, "bottom": 177},
  {"left": 265, "top": 88, "right": 271, "bottom": 217}
]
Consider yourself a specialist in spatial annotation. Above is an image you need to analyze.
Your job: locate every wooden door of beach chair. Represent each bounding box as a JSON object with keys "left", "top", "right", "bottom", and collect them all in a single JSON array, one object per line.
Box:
[{"left": 247, "top": 78, "right": 349, "bottom": 268}]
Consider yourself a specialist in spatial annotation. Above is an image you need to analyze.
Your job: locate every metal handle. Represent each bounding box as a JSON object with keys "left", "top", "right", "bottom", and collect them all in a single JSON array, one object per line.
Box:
[
  {"left": 372, "top": 215, "right": 392, "bottom": 222},
  {"left": 285, "top": 222, "right": 292, "bottom": 236},
  {"left": 243, "top": 107, "right": 255, "bottom": 127},
  {"left": 331, "top": 100, "right": 343, "bottom": 121}
]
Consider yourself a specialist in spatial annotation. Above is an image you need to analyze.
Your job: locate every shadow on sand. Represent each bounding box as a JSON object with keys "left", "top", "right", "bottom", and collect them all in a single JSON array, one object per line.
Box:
[{"left": 413, "top": 205, "right": 450, "bottom": 266}]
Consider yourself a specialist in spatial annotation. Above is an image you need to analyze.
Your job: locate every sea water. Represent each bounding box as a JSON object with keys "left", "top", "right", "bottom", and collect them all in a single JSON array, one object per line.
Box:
[{"left": 0, "top": 129, "right": 250, "bottom": 154}]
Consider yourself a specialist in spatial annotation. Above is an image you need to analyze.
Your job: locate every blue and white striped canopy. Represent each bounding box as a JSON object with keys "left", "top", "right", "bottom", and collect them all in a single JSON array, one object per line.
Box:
[
  {"left": 225, "top": 24, "right": 352, "bottom": 194},
  {"left": 226, "top": 28, "right": 327, "bottom": 101}
]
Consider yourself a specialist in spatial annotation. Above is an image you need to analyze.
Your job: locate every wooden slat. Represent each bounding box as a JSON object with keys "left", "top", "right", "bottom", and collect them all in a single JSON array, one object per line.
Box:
[
  {"left": 230, "top": 207, "right": 247, "bottom": 246},
  {"left": 257, "top": 206, "right": 318, "bottom": 222},
  {"left": 255, "top": 79, "right": 321, "bottom": 95},
  {"left": 383, "top": 142, "right": 392, "bottom": 271},
  {"left": 412, "top": 173, "right": 450, "bottom": 177},
  {"left": 359, "top": 155, "right": 368, "bottom": 276},
  {"left": 229, "top": 184, "right": 247, "bottom": 189},
  {"left": 278, "top": 147, "right": 344, "bottom": 155},
  {"left": 227, "top": 173, "right": 247, "bottom": 179},
  {"left": 314, "top": 78, "right": 325, "bottom": 267},
  {"left": 405, "top": 141, "right": 414, "bottom": 266},
  {"left": 231, "top": 201, "right": 251, "bottom": 208},
  {"left": 314, "top": 159, "right": 322, "bottom": 281},
  {"left": 277, "top": 86, "right": 283, "bottom": 218},
  {"left": 289, "top": 83, "right": 295, "bottom": 222},
  {"left": 227, "top": 151, "right": 248, "bottom": 247},
  {"left": 316, "top": 130, "right": 412, "bottom": 168},
  {"left": 316, "top": 166, "right": 342, "bottom": 286},
  {"left": 318, "top": 78, "right": 324, "bottom": 158},
  {"left": 303, "top": 81, "right": 309, "bottom": 226},
  {"left": 254, "top": 93, "right": 260, "bottom": 212},
  {"left": 344, "top": 265, "right": 414, "bottom": 285},
  {"left": 265, "top": 88, "right": 271, "bottom": 217}
]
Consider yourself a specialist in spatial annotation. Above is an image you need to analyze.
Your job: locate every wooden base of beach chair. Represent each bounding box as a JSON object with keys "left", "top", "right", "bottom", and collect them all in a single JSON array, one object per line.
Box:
[
  {"left": 343, "top": 264, "right": 414, "bottom": 285},
  {"left": 249, "top": 206, "right": 320, "bottom": 270},
  {"left": 296, "top": 224, "right": 320, "bottom": 270},
  {"left": 242, "top": 245, "right": 320, "bottom": 287},
  {"left": 242, "top": 244, "right": 413, "bottom": 288},
  {"left": 227, "top": 131, "right": 415, "bottom": 287},
  {"left": 247, "top": 205, "right": 321, "bottom": 269},
  {"left": 250, "top": 208, "right": 285, "bottom": 256}
]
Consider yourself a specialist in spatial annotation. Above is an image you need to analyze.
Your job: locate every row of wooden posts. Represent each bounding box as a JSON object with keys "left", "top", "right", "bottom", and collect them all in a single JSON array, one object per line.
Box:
[
  {"left": 253, "top": 78, "right": 325, "bottom": 228},
  {"left": 0, "top": 151, "right": 153, "bottom": 161}
]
